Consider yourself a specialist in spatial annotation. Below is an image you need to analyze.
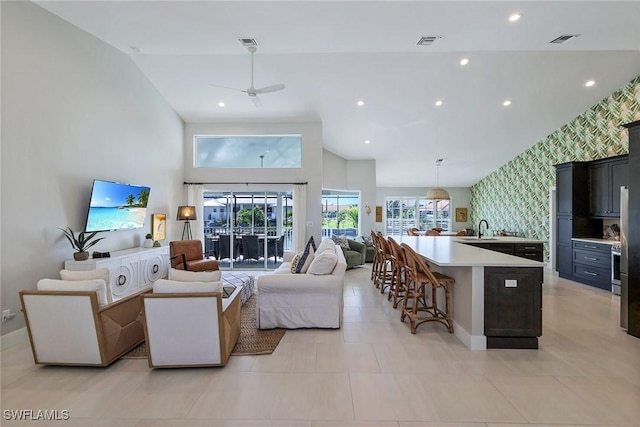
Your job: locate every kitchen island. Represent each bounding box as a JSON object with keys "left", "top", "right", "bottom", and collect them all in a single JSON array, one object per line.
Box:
[{"left": 391, "top": 235, "right": 545, "bottom": 350}]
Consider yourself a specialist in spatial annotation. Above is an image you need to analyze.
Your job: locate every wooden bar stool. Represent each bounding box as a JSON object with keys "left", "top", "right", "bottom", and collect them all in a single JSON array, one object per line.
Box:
[
  {"left": 370, "top": 230, "right": 382, "bottom": 283},
  {"left": 373, "top": 231, "right": 392, "bottom": 293},
  {"left": 376, "top": 233, "right": 394, "bottom": 294},
  {"left": 400, "top": 243, "right": 455, "bottom": 334},
  {"left": 387, "top": 237, "right": 407, "bottom": 308}
]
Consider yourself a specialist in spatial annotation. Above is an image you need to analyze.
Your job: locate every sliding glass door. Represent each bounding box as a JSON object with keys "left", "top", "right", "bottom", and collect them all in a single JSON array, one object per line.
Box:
[{"left": 203, "top": 191, "right": 292, "bottom": 270}]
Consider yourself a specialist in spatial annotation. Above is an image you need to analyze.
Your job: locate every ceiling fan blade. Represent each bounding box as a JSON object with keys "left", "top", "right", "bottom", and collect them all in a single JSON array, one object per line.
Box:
[
  {"left": 251, "top": 96, "right": 262, "bottom": 108},
  {"left": 209, "top": 83, "right": 246, "bottom": 93},
  {"left": 254, "top": 84, "right": 285, "bottom": 94}
]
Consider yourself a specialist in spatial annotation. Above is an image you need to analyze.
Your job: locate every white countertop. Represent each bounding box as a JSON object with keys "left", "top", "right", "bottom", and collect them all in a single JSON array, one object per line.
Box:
[
  {"left": 572, "top": 237, "right": 619, "bottom": 245},
  {"left": 388, "top": 235, "right": 545, "bottom": 267}
]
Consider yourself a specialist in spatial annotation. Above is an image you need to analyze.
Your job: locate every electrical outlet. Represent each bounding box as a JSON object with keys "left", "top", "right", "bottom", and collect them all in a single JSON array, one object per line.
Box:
[{"left": 2, "top": 309, "right": 16, "bottom": 323}]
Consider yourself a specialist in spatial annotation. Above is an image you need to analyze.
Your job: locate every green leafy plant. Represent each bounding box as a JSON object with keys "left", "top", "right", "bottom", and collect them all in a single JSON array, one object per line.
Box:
[
  {"left": 145, "top": 233, "right": 153, "bottom": 240},
  {"left": 59, "top": 227, "right": 105, "bottom": 252}
]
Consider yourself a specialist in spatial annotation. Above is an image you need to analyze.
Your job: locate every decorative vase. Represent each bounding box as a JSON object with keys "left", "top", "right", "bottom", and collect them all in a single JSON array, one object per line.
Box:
[
  {"left": 144, "top": 239, "right": 154, "bottom": 248},
  {"left": 153, "top": 241, "right": 161, "bottom": 247},
  {"left": 73, "top": 251, "right": 89, "bottom": 261}
]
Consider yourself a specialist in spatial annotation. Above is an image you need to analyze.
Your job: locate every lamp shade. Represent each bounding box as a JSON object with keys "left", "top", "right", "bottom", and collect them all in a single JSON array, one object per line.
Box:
[
  {"left": 426, "top": 187, "right": 451, "bottom": 201},
  {"left": 176, "top": 206, "right": 197, "bottom": 221}
]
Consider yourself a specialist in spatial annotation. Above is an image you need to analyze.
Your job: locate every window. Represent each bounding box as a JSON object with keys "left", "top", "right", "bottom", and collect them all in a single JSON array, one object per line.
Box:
[
  {"left": 385, "top": 197, "right": 450, "bottom": 234},
  {"left": 195, "top": 135, "right": 302, "bottom": 168},
  {"left": 321, "top": 190, "right": 360, "bottom": 238}
]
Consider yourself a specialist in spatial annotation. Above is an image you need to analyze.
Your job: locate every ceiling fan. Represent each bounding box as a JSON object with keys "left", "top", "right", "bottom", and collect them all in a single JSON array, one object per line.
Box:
[{"left": 210, "top": 46, "right": 285, "bottom": 107}]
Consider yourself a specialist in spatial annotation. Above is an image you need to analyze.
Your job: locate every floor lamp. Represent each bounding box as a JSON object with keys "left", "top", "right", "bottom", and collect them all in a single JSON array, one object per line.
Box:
[{"left": 176, "top": 206, "right": 196, "bottom": 240}]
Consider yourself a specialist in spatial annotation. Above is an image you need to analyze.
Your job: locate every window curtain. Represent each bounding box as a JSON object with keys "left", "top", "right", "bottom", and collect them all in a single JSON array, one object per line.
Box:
[
  {"left": 186, "top": 184, "right": 205, "bottom": 243},
  {"left": 292, "top": 184, "right": 307, "bottom": 252}
]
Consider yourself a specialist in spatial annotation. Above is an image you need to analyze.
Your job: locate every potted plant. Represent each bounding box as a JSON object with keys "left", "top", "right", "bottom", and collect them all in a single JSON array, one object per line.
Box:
[
  {"left": 144, "top": 233, "right": 154, "bottom": 248},
  {"left": 60, "top": 227, "right": 105, "bottom": 261}
]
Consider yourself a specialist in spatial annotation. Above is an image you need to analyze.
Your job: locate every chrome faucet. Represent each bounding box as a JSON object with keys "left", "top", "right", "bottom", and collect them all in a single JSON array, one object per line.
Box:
[{"left": 478, "top": 219, "right": 489, "bottom": 239}]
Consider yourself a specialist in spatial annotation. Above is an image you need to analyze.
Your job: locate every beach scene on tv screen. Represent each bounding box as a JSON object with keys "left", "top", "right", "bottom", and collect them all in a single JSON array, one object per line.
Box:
[{"left": 86, "top": 180, "right": 150, "bottom": 231}]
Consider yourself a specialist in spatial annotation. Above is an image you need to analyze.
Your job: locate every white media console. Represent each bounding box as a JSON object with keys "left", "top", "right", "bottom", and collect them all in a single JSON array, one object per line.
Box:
[{"left": 64, "top": 246, "right": 169, "bottom": 301}]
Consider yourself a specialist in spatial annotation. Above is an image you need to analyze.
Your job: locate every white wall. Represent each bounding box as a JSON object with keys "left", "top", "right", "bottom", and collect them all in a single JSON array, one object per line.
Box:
[
  {"left": 376, "top": 187, "right": 473, "bottom": 233},
  {"left": 1, "top": 1, "right": 185, "bottom": 336},
  {"left": 184, "top": 122, "right": 323, "bottom": 245},
  {"left": 322, "top": 150, "right": 348, "bottom": 189}
]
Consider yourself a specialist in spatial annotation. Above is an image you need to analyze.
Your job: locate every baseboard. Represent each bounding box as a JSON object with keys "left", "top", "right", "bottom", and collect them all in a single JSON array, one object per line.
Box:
[
  {"left": 452, "top": 319, "right": 487, "bottom": 351},
  {"left": 0, "top": 327, "right": 28, "bottom": 351}
]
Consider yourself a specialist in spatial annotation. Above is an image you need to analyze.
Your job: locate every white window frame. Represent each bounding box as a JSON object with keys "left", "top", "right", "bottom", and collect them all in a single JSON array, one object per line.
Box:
[{"left": 385, "top": 197, "right": 451, "bottom": 235}]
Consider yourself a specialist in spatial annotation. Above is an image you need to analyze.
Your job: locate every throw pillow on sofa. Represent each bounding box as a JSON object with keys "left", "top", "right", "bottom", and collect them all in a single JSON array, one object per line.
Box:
[
  {"left": 153, "top": 279, "right": 222, "bottom": 294},
  {"left": 291, "top": 237, "right": 316, "bottom": 274},
  {"left": 290, "top": 252, "right": 302, "bottom": 273},
  {"left": 59, "top": 268, "right": 112, "bottom": 303},
  {"left": 37, "top": 278, "right": 109, "bottom": 307},
  {"left": 331, "top": 234, "right": 350, "bottom": 250},
  {"left": 169, "top": 268, "right": 222, "bottom": 282},
  {"left": 362, "top": 234, "right": 374, "bottom": 247},
  {"left": 316, "top": 238, "right": 336, "bottom": 254},
  {"left": 307, "top": 250, "right": 338, "bottom": 275}
]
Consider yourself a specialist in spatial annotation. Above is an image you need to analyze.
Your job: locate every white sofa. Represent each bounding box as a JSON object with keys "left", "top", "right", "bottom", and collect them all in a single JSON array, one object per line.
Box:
[{"left": 256, "top": 239, "right": 347, "bottom": 329}]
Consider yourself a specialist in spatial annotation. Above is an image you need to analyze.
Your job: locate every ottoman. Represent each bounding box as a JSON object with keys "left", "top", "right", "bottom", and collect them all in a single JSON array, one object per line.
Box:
[{"left": 221, "top": 271, "right": 255, "bottom": 305}]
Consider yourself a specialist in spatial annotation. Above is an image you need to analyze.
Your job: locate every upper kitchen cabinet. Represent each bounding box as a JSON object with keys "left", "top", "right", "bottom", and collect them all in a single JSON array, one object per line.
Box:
[
  {"left": 588, "top": 155, "right": 628, "bottom": 218},
  {"left": 556, "top": 162, "right": 590, "bottom": 216}
]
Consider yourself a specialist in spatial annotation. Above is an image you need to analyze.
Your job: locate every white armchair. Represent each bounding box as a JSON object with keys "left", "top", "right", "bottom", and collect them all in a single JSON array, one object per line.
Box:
[
  {"left": 141, "top": 279, "right": 242, "bottom": 368},
  {"left": 19, "top": 277, "right": 147, "bottom": 367}
]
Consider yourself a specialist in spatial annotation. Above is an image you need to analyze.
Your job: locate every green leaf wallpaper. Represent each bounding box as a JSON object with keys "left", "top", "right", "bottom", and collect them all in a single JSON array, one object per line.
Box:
[{"left": 470, "top": 76, "right": 640, "bottom": 261}]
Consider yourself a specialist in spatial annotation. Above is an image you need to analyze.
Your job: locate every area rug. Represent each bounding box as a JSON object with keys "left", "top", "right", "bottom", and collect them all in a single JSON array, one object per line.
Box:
[{"left": 121, "top": 296, "right": 286, "bottom": 358}]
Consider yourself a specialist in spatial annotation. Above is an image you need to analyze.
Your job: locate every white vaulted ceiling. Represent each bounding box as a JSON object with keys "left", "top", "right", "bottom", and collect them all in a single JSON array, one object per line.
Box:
[{"left": 34, "top": 1, "right": 640, "bottom": 187}]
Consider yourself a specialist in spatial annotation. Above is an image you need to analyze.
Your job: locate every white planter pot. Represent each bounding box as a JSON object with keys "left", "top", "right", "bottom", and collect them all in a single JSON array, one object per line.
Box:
[{"left": 143, "top": 239, "right": 154, "bottom": 248}]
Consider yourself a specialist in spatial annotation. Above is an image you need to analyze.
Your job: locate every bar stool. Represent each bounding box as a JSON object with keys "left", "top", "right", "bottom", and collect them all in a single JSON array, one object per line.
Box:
[
  {"left": 407, "top": 227, "right": 420, "bottom": 236},
  {"left": 400, "top": 243, "right": 455, "bottom": 334},
  {"left": 374, "top": 232, "right": 394, "bottom": 293},
  {"left": 370, "top": 230, "right": 381, "bottom": 283},
  {"left": 387, "top": 237, "right": 406, "bottom": 308}
]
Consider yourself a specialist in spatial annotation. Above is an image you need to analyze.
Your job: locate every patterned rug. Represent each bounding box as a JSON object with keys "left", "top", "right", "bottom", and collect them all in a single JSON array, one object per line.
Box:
[{"left": 122, "top": 296, "right": 286, "bottom": 358}]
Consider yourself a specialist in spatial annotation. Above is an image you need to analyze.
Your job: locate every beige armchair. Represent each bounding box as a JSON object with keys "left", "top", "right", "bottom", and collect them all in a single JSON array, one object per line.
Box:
[
  {"left": 141, "top": 280, "right": 242, "bottom": 368},
  {"left": 20, "top": 278, "right": 147, "bottom": 367}
]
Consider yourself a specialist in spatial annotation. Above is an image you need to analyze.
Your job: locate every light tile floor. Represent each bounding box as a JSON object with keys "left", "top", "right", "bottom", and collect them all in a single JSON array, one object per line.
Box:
[{"left": 2, "top": 266, "right": 639, "bottom": 427}]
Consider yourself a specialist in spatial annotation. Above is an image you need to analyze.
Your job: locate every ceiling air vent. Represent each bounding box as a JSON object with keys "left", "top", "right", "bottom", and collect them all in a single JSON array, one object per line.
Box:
[
  {"left": 417, "top": 35, "right": 443, "bottom": 46},
  {"left": 549, "top": 34, "right": 580, "bottom": 44},
  {"left": 237, "top": 38, "right": 258, "bottom": 47}
]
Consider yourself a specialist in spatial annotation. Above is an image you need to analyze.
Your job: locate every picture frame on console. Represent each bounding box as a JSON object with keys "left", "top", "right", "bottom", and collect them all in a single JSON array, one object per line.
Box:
[{"left": 152, "top": 213, "right": 166, "bottom": 242}]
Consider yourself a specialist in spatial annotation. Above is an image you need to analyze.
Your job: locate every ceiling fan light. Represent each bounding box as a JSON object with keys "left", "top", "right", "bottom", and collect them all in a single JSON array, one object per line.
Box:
[{"left": 426, "top": 187, "right": 451, "bottom": 201}]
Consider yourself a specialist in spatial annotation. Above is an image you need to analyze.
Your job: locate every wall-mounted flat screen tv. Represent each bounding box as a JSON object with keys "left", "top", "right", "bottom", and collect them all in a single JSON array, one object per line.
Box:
[{"left": 85, "top": 180, "right": 151, "bottom": 232}]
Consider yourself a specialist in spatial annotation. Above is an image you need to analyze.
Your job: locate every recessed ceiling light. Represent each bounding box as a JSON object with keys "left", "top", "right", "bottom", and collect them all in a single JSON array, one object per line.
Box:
[
  {"left": 435, "top": 100, "right": 443, "bottom": 106},
  {"left": 217, "top": 101, "right": 226, "bottom": 107},
  {"left": 460, "top": 58, "right": 469, "bottom": 66},
  {"left": 585, "top": 80, "right": 596, "bottom": 87},
  {"left": 503, "top": 100, "right": 512, "bottom": 106},
  {"left": 364, "top": 140, "right": 371, "bottom": 144},
  {"left": 509, "top": 13, "right": 521, "bottom": 22},
  {"left": 357, "top": 100, "right": 365, "bottom": 106}
]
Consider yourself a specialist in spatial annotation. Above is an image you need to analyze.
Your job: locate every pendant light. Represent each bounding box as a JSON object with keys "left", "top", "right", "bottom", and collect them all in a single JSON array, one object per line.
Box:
[{"left": 426, "top": 158, "right": 450, "bottom": 201}]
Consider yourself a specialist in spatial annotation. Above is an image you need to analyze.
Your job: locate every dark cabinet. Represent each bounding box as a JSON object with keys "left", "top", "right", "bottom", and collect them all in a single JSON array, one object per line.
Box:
[
  {"left": 588, "top": 156, "right": 628, "bottom": 217},
  {"left": 555, "top": 162, "right": 601, "bottom": 279},
  {"left": 571, "top": 241, "right": 611, "bottom": 291},
  {"left": 462, "top": 242, "right": 543, "bottom": 261},
  {"left": 484, "top": 266, "right": 543, "bottom": 349},
  {"left": 514, "top": 243, "right": 544, "bottom": 262},
  {"left": 556, "top": 162, "right": 590, "bottom": 216}
]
